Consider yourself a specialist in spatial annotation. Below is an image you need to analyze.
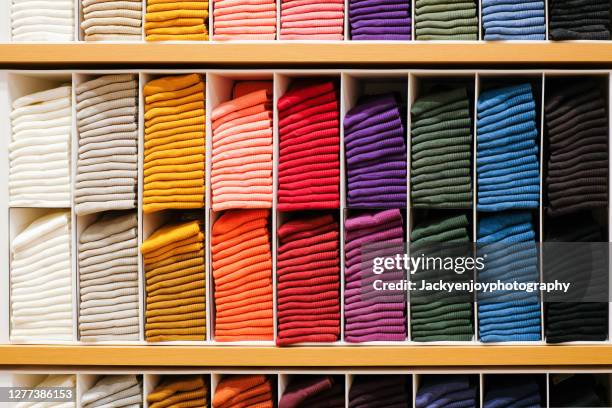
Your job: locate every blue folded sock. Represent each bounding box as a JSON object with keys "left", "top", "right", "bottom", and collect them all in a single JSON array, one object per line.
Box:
[
  {"left": 478, "top": 92, "right": 534, "bottom": 118},
  {"left": 477, "top": 120, "right": 538, "bottom": 143},
  {"left": 486, "top": 25, "right": 546, "bottom": 35},
  {"left": 481, "top": 333, "right": 541, "bottom": 342},
  {"left": 477, "top": 100, "right": 536, "bottom": 127},
  {"left": 478, "top": 212, "right": 532, "bottom": 235},
  {"left": 478, "top": 84, "right": 533, "bottom": 112},
  {"left": 483, "top": 10, "right": 545, "bottom": 24},
  {"left": 478, "top": 177, "right": 540, "bottom": 192},
  {"left": 485, "top": 33, "right": 546, "bottom": 40},
  {"left": 477, "top": 146, "right": 539, "bottom": 166},
  {"left": 483, "top": 1, "right": 544, "bottom": 14},
  {"left": 477, "top": 161, "right": 538, "bottom": 179}
]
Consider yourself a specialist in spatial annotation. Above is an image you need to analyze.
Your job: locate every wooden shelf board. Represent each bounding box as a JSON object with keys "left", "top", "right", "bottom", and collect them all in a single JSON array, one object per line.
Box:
[
  {"left": 1, "top": 345, "right": 612, "bottom": 367},
  {"left": 0, "top": 42, "right": 611, "bottom": 66}
]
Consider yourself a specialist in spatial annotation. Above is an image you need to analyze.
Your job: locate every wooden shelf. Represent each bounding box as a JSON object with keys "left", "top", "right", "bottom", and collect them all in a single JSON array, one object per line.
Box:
[
  {"left": 1, "top": 42, "right": 612, "bottom": 67},
  {"left": 1, "top": 345, "right": 612, "bottom": 367}
]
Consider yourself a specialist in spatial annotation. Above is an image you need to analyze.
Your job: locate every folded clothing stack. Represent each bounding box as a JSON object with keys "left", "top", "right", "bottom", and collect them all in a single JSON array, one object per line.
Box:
[
  {"left": 213, "top": 0, "right": 277, "bottom": 40},
  {"left": 9, "top": 85, "right": 71, "bottom": 207},
  {"left": 348, "top": 0, "right": 411, "bottom": 40},
  {"left": 545, "top": 212, "right": 608, "bottom": 343},
  {"left": 277, "top": 214, "right": 341, "bottom": 345},
  {"left": 349, "top": 375, "right": 411, "bottom": 408},
  {"left": 280, "top": 375, "right": 345, "bottom": 408},
  {"left": 477, "top": 83, "right": 540, "bottom": 212},
  {"left": 280, "top": 0, "right": 344, "bottom": 40},
  {"left": 141, "top": 220, "right": 206, "bottom": 342},
  {"left": 213, "top": 374, "right": 274, "bottom": 408},
  {"left": 550, "top": 374, "right": 609, "bottom": 407},
  {"left": 81, "top": 375, "right": 142, "bottom": 408},
  {"left": 211, "top": 210, "right": 273, "bottom": 342},
  {"left": 411, "top": 86, "right": 473, "bottom": 209},
  {"left": 277, "top": 80, "right": 340, "bottom": 211},
  {"left": 415, "top": 0, "right": 478, "bottom": 40},
  {"left": 211, "top": 81, "right": 273, "bottom": 211},
  {"left": 484, "top": 375, "right": 542, "bottom": 408},
  {"left": 345, "top": 94, "right": 407, "bottom": 208},
  {"left": 545, "top": 79, "right": 608, "bottom": 217},
  {"left": 148, "top": 375, "right": 208, "bottom": 408},
  {"left": 143, "top": 73, "right": 206, "bottom": 214},
  {"left": 16, "top": 375, "right": 76, "bottom": 408},
  {"left": 416, "top": 375, "right": 477, "bottom": 408},
  {"left": 145, "top": 0, "right": 209, "bottom": 41},
  {"left": 477, "top": 211, "right": 541, "bottom": 342},
  {"left": 344, "top": 210, "right": 407, "bottom": 342},
  {"left": 482, "top": 0, "right": 545, "bottom": 41},
  {"left": 410, "top": 214, "right": 473, "bottom": 342},
  {"left": 81, "top": 0, "right": 142, "bottom": 41},
  {"left": 11, "top": 0, "right": 74, "bottom": 41},
  {"left": 78, "top": 213, "right": 140, "bottom": 342},
  {"left": 75, "top": 74, "right": 138, "bottom": 216},
  {"left": 10, "top": 211, "right": 72, "bottom": 343},
  {"left": 549, "top": 0, "right": 610, "bottom": 40}
]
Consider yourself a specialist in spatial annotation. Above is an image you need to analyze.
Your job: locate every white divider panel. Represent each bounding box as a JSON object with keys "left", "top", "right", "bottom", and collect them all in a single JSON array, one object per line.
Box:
[{"left": 0, "top": 71, "right": 8, "bottom": 344}]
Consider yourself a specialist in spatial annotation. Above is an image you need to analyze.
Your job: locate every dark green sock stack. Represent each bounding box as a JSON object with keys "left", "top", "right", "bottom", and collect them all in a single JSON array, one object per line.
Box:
[
  {"left": 415, "top": 0, "right": 479, "bottom": 40},
  {"left": 411, "top": 86, "right": 473, "bottom": 209},
  {"left": 410, "top": 214, "right": 474, "bottom": 341}
]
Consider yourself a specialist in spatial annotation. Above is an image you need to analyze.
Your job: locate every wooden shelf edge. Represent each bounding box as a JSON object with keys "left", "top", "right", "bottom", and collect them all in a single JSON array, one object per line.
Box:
[
  {"left": 0, "top": 345, "right": 612, "bottom": 367},
  {"left": 0, "top": 42, "right": 611, "bottom": 66}
]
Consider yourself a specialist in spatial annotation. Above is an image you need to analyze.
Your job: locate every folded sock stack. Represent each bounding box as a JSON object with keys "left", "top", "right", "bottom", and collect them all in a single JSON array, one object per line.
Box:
[
  {"left": 10, "top": 211, "right": 72, "bottom": 343},
  {"left": 213, "top": 0, "right": 277, "bottom": 40},
  {"left": 211, "top": 210, "right": 274, "bottom": 342},
  {"left": 545, "top": 79, "right": 608, "bottom": 217},
  {"left": 477, "top": 211, "right": 542, "bottom": 342},
  {"left": 415, "top": 0, "right": 478, "bottom": 40},
  {"left": 545, "top": 212, "right": 608, "bottom": 343},
  {"left": 81, "top": 0, "right": 142, "bottom": 41},
  {"left": 280, "top": 375, "right": 345, "bottom": 408},
  {"left": 145, "top": 0, "right": 209, "bottom": 41},
  {"left": 81, "top": 375, "right": 142, "bottom": 408},
  {"left": 411, "top": 86, "right": 473, "bottom": 209},
  {"left": 213, "top": 374, "right": 274, "bottom": 408},
  {"left": 549, "top": 0, "right": 611, "bottom": 40},
  {"left": 477, "top": 83, "right": 540, "bottom": 212},
  {"left": 482, "top": 0, "right": 546, "bottom": 40},
  {"left": 11, "top": 0, "right": 74, "bottom": 41},
  {"left": 349, "top": 375, "right": 412, "bottom": 408},
  {"left": 277, "top": 214, "right": 341, "bottom": 346},
  {"left": 211, "top": 81, "right": 273, "bottom": 211},
  {"left": 344, "top": 210, "right": 407, "bottom": 343},
  {"left": 143, "top": 73, "right": 206, "bottom": 214},
  {"left": 148, "top": 375, "right": 208, "bottom": 408},
  {"left": 280, "top": 0, "right": 344, "bottom": 40},
  {"left": 9, "top": 85, "right": 71, "bottom": 207},
  {"left": 484, "top": 375, "right": 542, "bottom": 408},
  {"left": 416, "top": 375, "right": 477, "bottom": 408},
  {"left": 345, "top": 94, "right": 407, "bottom": 209},
  {"left": 75, "top": 74, "right": 138, "bottom": 216},
  {"left": 550, "top": 374, "right": 608, "bottom": 407},
  {"left": 277, "top": 80, "right": 340, "bottom": 211},
  {"left": 78, "top": 213, "right": 140, "bottom": 342},
  {"left": 141, "top": 220, "right": 206, "bottom": 342},
  {"left": 16, "top": 375, "right": 76, "bottom": 408},
  {"left": 348, "top": 0, "right": 411, "bottom": 40},
  {"left": 410, "top": 214, "right": 474, "bottom": 342}
]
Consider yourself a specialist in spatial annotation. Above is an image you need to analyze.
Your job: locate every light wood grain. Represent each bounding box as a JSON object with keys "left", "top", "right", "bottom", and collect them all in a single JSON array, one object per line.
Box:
[
  {"left": 0, "top": 43, "right": 612, "bottom": 66},
  {"left": 1, "top": 345, "right": 612, "bottom": 367}
]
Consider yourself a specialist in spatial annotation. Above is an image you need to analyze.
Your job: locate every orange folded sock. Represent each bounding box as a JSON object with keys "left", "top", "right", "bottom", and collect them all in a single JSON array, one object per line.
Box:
[{"left": 213, "top": 375, "right": 273, "bottom": 408}]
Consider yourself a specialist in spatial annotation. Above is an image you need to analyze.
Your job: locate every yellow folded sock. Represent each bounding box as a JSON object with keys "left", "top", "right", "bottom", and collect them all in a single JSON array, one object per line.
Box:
[
  {"left": 145, "top": 17, "right": 205, "bottom": 30},
  {"left": 144, "top": 195, "right": 204, "bottom": 205},
  {"left": 146, "top": 257, "right": 204, "bottom": 281},
  {"left": 146, "top": 302, "right": 205, "bottom": 318},
  {"left": 146, "top": 179, "right": 204, "bottom": 191},
  {"left": 146, "top": 326, "right": 206, "bottom": 338},
  {"left": 148, "top": 376, "right": 205, "bottom": 403},
  {"left": 147, "top": 33, "right": 209, "bottom": 41},
  {"left": 147, "top": 264, "right": 205, "bottom": 287},
  {"left": 145, "top": 101, "right": 205, "bottom": 121},
  {"left": 145, "top": 136, "right": 204, "bottom": 155},
  {"left": 144, "top": 202, "right": 204, "bottom": 214},
  {"left": 145, "top": 242, "right": 205, "bottom": 265},
  {"left": 145, "top": 107, "right": 206, "bottom": 128},
  {"left": 150, "top": 387, "right": 207, "bottom": 408},
  {"left": 145, "top": 187, "right": 205, "bottom": 198},
  {"left": 147, "top": 2, "right": 208, "bottom": 12},
  {"left": 145, "top": 115, "right": 205, "bottom": 135},
  {"left": 142, "top": 221, "right": 200, "bottom": 254},
  {"left": 145, "top": 145, "right": 205, "bottom": 163},
  {"left": 145, "top": 83, "right": 204, "bottom": 109},
  {"left": 147, "top": 25, "right": 208, "bottom": 35},
  {"left": 145, "top": 232, "right": 204, "bottom": 259},
  {"left": 146, "top": 310, "right": 205, "bottom": 323},
  {"left": 145, "top": 125, "right": 205, "bottom": 142},
  {"left": 144, "top": 161, "right": 204, "bottom": 177},
  {"left": 147, "top": 295, "right": 205, "bottom": 311},
  {"left": 144, "top": 170, "right": 204, "bottom": 184},
  {"left": 145, "top": 73, "right": 202, "bottom": 97}
]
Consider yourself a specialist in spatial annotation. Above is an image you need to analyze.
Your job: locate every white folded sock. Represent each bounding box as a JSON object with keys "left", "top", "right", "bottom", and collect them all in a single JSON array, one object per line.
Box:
[
  {"left": 85, "top": 384, "right": 142, "bottom": 408},
  {"left": 84, "top": 9, "right": 142, "bottom": 20},
  {"left": 80, "top": 122, "right": 137, "bottom": 139},
  {"left": 81, "top": 375, "right": 139, "bottom": 407},
  {"left": 80, "top": 301, "right": 139, "bottom": 316},
  {"left": 79, "top": 115, "right": 137, "bottom": 133},
  {"left": 77, "top": 97, "right": 137, "bottom": 120},
  {"left": 76, "top": 177, "right": 136, "bottom": 189},
  {"left": 80, "top": 294, "right": 138, "bottom": 310},
  {"left": 76, "top": 88, "right": 137, "bottom": 111},
  {"left": 83, "top": 1, "right": 142, "bottom": 14},
  {"left": 10, "top": 96, "right": 70, "bottom": 119},
  {"left": 12, "top": 106, "right": 72, "bottom": 127},
  {"left": 12, "top": 85, "right": 70, "bottom": 109},
  {"left": 76, "top": 76, "right": 135, "bottom": 98},
  {"left": 85, "top": 33, "right": 142, "bottom": 41},
  {"left": 81, "top": 16, "right": 142, "bottom": 30},
  {"left": 12, "top": 32, "right": 73, "bottom": 41}
]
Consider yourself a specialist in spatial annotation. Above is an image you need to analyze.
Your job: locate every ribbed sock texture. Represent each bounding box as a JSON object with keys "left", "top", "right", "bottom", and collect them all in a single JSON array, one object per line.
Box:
[
  {"left": 213, "top": 0, "right": 276, "bottom": 40},
  {"left": 145, "top": 1, "right": 209, "bottom": 41},
  {"left": 415, "top": 0, "right": 478, "bottom": 40},
  {"left": 349, "top": 375, "right": 412, "bottom": 407},
  {"left": 482, "top": 0, "right": 546, "bottom": 40},
  {"left": 82, "top": 0, "right": 142, "bottom": 41},
  {"left": 11, "top": 0, "right": 74, "bottom": 41},
  {"left": 549, "top": 0, "right": 611, "bottom": 40},
  {"left": 416, "top": 375, "right": 477, "bottom": 408},
  {"left": 213, "top": 374, "right": 274, "bottom": 408},
  {"left": 484, "top": 375, "right": 543, "bottom": 408},
  {"left": 280, "top": 0, "right": 344, "bottom": 40},
  {"left": 348, "top": 0, "right": 411, "bottom": 40},
  {"left": 148, "top": 375, "right": 208, "bottom": 408},
  {"left": 280, "top": 375, "right": 345, "bottom": 408},
  {"left": 81, "top": 375, "right": 142, "bottom": 407}
]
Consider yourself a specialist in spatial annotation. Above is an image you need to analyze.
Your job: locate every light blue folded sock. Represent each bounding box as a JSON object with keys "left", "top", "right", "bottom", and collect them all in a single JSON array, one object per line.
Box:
[
  {"left": 477, "top": 145, "right": 539, "bottom": 166},
  {"left": 478, "top": 154, "right": 539, "bottom": 173},
  {"left": 478, "top": 84, "right": 532, "bottom": 112},
  {"left": 478, "top": 110, "right": 536, "bottom": 134},
  {"left": 483, "top": 10, "right": 545, "bottom": 24},
  {"left": 481, "top": 333, "right": 541, "bottom": 342},
  {"left": 477, "top": 100, "right": 536, "bottom": 127},
  {"left": 478, "top": 177, "right": 540, "bottom": 191},
  {"left": 478, "top": 201, "right": 539, "bottom": 211},
  {"left": 477, "top": 121, "right": 538, "bottom": 143},
  {"left": 483, "top": 1, "right": 544, "bottom": 13},
  {"left": 478, "top": 92, "right": 534, "bottom": 118},
  {"left": 478, "top": 129, "right": 538, "bottom": 150},
  {"left": 477, "top": 161, "right": 538, "bottom": 178},
  {"left": 478, "top": 140, "right": 536, "bottom": 158},
  {"left": 485, "top": 33, "right": 546, "bottom": 40},
  {"left": 478, "top": 185, "right": 540, "bottom": 198}
]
